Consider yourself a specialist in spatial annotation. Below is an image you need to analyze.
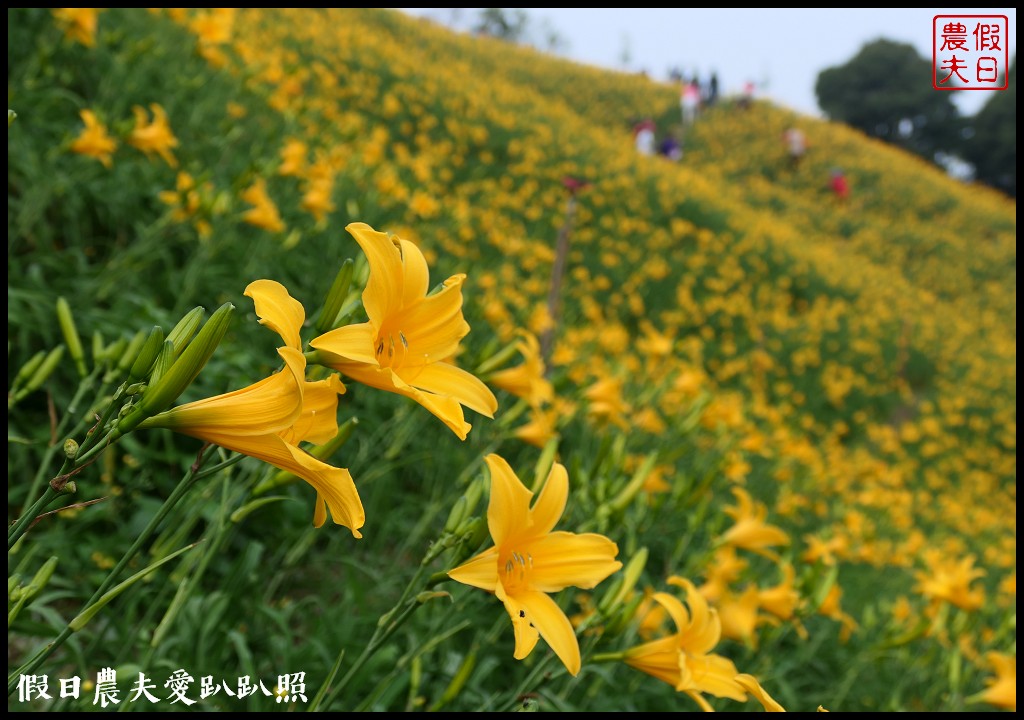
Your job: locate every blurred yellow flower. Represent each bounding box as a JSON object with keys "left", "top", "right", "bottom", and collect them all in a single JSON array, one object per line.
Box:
[
  {"left": 488, "top": 331, "right": 553, "bottom": 408},
  {"left": 312, "top": 223, "right": 497, "bottom": 440},
  {"left": 448, "top": 454, "right": 621, "bottom": 676},
  {"left": 973, "top": 651, "right": 1015, "bottom": 712},
  {"left": 128, "top": 103, "right": 179, "bottom": 168},
  {"left": 69, "top": 109, "right": 117, "bottom": 168},
  {"left": 52, "top": 8, "right": 101, "bottom": 47},
  {"left": 584, "top": 376, "right": 630, "bottom": 431},
  {"left": 715, "top": 585, "right": 761, "bottom": 646},
  {"left": 158, "top": 171, "right": 212, "bottom": 239},
  {"left": 818, "top": 584, "right": 857, "bottom": 642},
  {"left": 915, "top": 552, "right": 986, "bottom": 612},
  {"left": 623, "top": 579, "right": 747, "bottom": 711},
  {"left": 278, "top": 139, "right": 308, "bottom": 177},
  {"left": 141, "top": 280, "right": 364, "bottom": 537},
  {"left": 758, "top": 564, "right": 801, "bottom": 621},
  {"left": 513, "top": 405, "right": 559, "bottom": 448},
  {"left": 241, "top": 178, "right": 286, "bottom": 233},
  {"left": 720, "top": 487, "right": 790, "bottom": 559}
]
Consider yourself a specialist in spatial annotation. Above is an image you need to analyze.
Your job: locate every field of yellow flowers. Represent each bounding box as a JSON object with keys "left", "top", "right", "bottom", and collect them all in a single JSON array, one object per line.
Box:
[{"left": 7, "top": 8, "right": 1015, "bottom": 712}]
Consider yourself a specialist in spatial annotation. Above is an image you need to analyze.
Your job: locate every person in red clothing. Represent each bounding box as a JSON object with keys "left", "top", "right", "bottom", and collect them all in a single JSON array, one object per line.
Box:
[{"left": 829, "top": 168, "right": 850, "bottom": 203}]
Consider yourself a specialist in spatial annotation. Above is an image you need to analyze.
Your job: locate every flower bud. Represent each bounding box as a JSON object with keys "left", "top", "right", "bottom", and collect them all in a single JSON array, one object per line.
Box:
[
  {"left": 56, "top": 297, "right": 87, "bottom": 377},
  {"left": 9, "top": 350, "right": 47, "bottom": 394},
  {"left": 128, "top": 326, "right": 166, "bottom": 382},
  {"left": 597, "top": 547, "right": 648, "bottom": 616},
  {"left": 117, "top": 302, "right": 234, "bottom": 435},
  {"left": 22, "top": 346, "right": 66, "bottom": 396},
  {"left": 116, "top": 329, "right": 148, "bottom": 373},
  {"left": 165, "top": 306, "right": 205, "bottom": 358},
  {"left": 63, "top": 438, "right": 80, "bottom": 458},
  {"left": 315, "top": 258, "right": 354, "bottom": 334}
]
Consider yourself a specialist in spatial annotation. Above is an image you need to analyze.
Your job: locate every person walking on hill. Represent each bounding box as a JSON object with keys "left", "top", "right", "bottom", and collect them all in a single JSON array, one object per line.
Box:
[
  {"left": 829, "top": 168, "right": 850, "bottom": 203},
  {"left": 783, "top": 127, "right": 807, "bottom": 170},
  {"left": 681, "top": 80, "right": 701, "bottom": 126}
]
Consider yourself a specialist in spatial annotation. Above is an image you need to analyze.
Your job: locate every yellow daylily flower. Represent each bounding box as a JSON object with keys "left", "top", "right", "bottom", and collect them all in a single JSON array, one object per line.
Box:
[
  {"left": 241, "top": 177, "right": 286, "bottom": 233},
  {"left": 914, "top": 551, "right": 986, "bottom": 612},
  {"left": 715, "top": 585, "right": 762, "bottom": 646},
  {"left": 448, "top": 454, "right": 621, "bottom": 676},
  {"left": 758, "top": 564, "right": 801, "bottom": 621},
  {"left": 623, "top": 579, "right": 747, "bottom": 711},
  {"left": 583, "top": 376, "right": 631, "bottom": 431},
  {"left": 720, "top": 487, "right": 790, "bottom": 559},
  {"left": 818, "top": 584, "right": 857, "bottom": 642},
  {"left": 69, "top": 110, "right": 117, "bottom": 168},
  {"left": 513, "top": 405, "right": 559, "bottom": 448},
  {"left": 973, "top": 651, "right": 1016, "bottom": 712},
  {"left": 488, "top": 331, "right": 553, "bottom": 408},
  {"left": 312, "top": 223, "right": 497, "bottom": 440},
  {"left": 141, "top": 280, "right": 364, "bottom": 537},
  {"left": 52, "top": 8, "right": 101, "bottom": 47},
  {"left": 278, "top": 138, "right": 308, "bottom": 177},
  {"left": 128, "top": 103, "right": 179, "bottom": 168},
  {"left": 736, "top": 674, "right": 787, "bottom": 712}
]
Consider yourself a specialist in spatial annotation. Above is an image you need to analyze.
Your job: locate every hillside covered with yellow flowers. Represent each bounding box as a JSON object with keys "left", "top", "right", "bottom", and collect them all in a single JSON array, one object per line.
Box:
[{"left": 7, "top": 8, "right": 1015, "bottom": 713}]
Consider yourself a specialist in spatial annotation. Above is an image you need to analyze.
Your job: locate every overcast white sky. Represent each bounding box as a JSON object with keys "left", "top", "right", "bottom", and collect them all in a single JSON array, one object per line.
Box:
[{"left": 399, "top": 8, "right": 1016, "bottom": 118}]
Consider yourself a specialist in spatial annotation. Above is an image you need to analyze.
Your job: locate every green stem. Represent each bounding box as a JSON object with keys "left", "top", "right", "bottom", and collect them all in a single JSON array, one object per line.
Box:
[
  {"left": 8, "top": 487, "right": 61, "bottom": 550},
  {"left": 19, "top": 370, "right": 106, "bottom": 512},
  {"left": 7, "top": 446, "right": 212, "bottom": 696}
]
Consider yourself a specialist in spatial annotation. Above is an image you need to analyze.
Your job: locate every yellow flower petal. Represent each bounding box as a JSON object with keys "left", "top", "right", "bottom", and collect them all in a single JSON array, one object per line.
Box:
[
  {"left": 736, "top": 674, "right": 786, "bottom": 712},
  {"left": 146, "top": 346, "right": 304, "bottom": 436},
  {"left": 685, "top": 654, "right": 745, "bottom": 702},
  {"left": 280, "top": 374, "right": 346, "bottom": 445},
  {"left": 346, "top": 222, "right": 404, "bottom": 327},
  {"left": 518, "top": 589, "right": 581, "bottom": 676},
  {"left": 499, "top": 590, "right": 541, "bottom": 661},
  {"left": 245, "top": 279, "right": 305, "bottom": 352},
  {"left": 397, "top": 238, "right": 429, "bottom": 307},
  {"left": 312, "top": 323, "right": 380, "bottom": 366},
  {"left": 529, "top": 462, "right": 568, "bottom": 536},
  {"left": 393, "top": 274, "right": 470, "bottom": 361},
  {"left": 526, "top": 532, "right": 622, "bottom": 593},
  {"left": 402, "top": 362, "right": 497, "bottom": 418},
  {"left": 485, "top": 454, "right": 533, "bottom": 547},
  {"left": 624, "top": 636, "right": 685, "bottom": 688},
  {"left": 448, "top": 546, "right": 500, "bottom": 592}
]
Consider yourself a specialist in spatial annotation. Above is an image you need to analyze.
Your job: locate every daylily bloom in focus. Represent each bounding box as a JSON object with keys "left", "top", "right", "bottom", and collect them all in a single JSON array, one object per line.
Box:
[
  {"left": 69, "top": 110, "right": 117, "bottom": 168},
  {"left": 623, "top": 579, "right": 747, "bottom": 711},
  {"left": 241, "top": 178, "right": 286, "bottom": 233},
  {"left": 972, "top": 651, "right": 1016, "bottom": 711},
  {"left": 735, "top": 674, "right": 786, "bottom": 712},
  {"left": 448, "top": 454, "right": 621, "bottom": 676},
  {"left": 140, "top": 280, "right": 364, "bottom": 536},
  {"left": 720, "top": 487, "right": 790, "bottom": 559},
  {"left": 128, "top": 104, "right": 179, "bottom": 168},
  {"left": 52, "top": 8, "right": 101, "bottom": 47},
  {"left": 312, "top": 223, "right": 497, "bottom": 440}
]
